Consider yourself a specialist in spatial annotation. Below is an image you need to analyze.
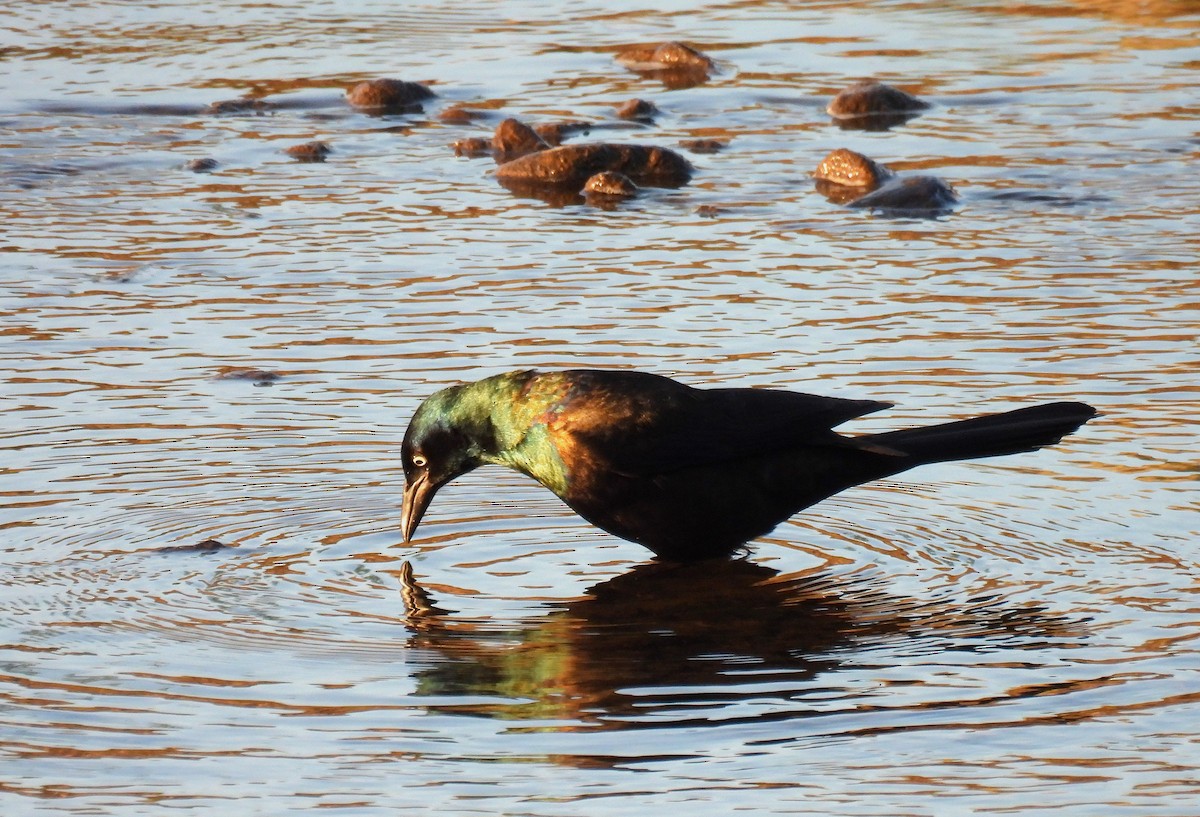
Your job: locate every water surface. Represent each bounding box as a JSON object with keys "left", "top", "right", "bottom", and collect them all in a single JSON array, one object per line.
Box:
[{"left": 2, "top": 1, "right": 1199, "bottom": 814}]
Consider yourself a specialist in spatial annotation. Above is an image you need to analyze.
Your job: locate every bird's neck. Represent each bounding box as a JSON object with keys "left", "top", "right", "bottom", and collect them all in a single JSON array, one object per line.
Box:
[{"left": 458, "top": 371, "right": 570, "bottom": 495}]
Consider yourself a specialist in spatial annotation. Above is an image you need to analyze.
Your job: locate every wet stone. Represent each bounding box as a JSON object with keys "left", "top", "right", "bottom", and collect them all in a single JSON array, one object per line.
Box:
[
  {"left": 615, "top": 41, "right": 715, "bottom": 72},
  {"left": 215, "top": 366, "right": 282, "bottom": 386},
  {"left": 495, "top": 143, "right": 693, "bottom": 188},
  {"left": 613, "top": 41, "right": 716, "bottom": 89},
  {"left": 847, "top": 175, "right": 958, "bottom": 215},
  {"left": 813, "top": 148, "right": 894, "bottom": 188},
  {"left": 438, "top": 104, "right": 489, "bottom": 124},
  {"left": 284, "top": 141, "right": 331, "bottom": 162},
  {"left": 533, "top": 121, "right": 590, "bottom": 146},
  {"left": 156, "top": 539, "right": 232, "bottom": 554},
  {"left": 827, "top": 81, "right": 929, "bottom": 124},
  {"left": 185, "top": 157, "right": 219, "bottom": 173},
  {"left": 346, "top": 78, "right": 435, "bottom": 112},
  {"left": 583, "top": 171, "right": 639, "bottom": 197},
  {"left": 205, "top": 98, "right": 273, "bottom": 115},
  {"left": 615, "top": 98, "right": 658, "bottom": 122},
  {"left": 452, "top": 137, "right": 493, "bottom": 157},
  {"left": 493, "top": 118, "right": 550, "bottom": 163},
  {"left": 679, "top": 138, "right": 726, "bottom": 154}
]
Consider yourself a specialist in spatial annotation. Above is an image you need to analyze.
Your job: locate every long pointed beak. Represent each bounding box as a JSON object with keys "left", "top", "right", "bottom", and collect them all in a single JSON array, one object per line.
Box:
[{"left": 401, "top": 473, "right": 436, "bottom": 543}]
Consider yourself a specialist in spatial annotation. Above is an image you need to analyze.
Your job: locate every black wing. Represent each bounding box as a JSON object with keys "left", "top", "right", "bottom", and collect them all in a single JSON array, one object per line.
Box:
[{"left": 551, "top": 370, "right": 891, "bottom": 477}]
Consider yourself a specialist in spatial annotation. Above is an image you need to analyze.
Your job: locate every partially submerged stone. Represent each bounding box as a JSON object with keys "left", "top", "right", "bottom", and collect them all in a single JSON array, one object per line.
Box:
[
  {"left": 438, "top": 104, "right": 488, "bottom": 124},
  {"left": 827, "top": 81, "right": 929, "bottom": 124},
  {"left": 615, "top": 41, "right": 715, "bottom": 73},
  {"left": 284, "top": 141, "right": 331, "bottom": 162},
  {"left": 206, "top": 98, "right": 273, "bottom": 115},
  {"left": 346, "top": 78, "right": 435, "bottom": 112},
  {"left": 847, "top": 175, "right": 957, "bottom": 215},
  {"left": 453, "top": 136, "right": 493, "bottom": 157},
  {"left": 679, "top": 138, "right": 727, "bottom": 154},
  {"left": 584, "top": 171, "right": 638, "bottom": 197},
  {"left": 495, "top": 143, "right": 693, "bottom": 188},
  {"left": 613, "top": 41, "right": 716, "bottom": 89},
  {"left": 813, "top": 148, "right": 894, "bottom": 188},
  {"left": 156, "top": 538, "right": 232, "bottom": 554},
  {"left": 185, "top": 157, "right": 219, "bottom": 173},
  {"left": 493, "top": 117, "right": 550, "bottom": 163},
  {"left": 615, "top": 98, "right": 658, "bottom": 121},
  {"left": 215, "top": 366, "right": 283, "bottom": 385},
  {"left": 533, "top": 121, "right": 590, "bottom": 146}
]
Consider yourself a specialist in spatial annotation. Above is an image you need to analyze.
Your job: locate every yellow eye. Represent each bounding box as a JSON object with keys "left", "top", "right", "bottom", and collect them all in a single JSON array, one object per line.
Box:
[{"left": 412, "top": 454, "right": 427, "bottom": 468}]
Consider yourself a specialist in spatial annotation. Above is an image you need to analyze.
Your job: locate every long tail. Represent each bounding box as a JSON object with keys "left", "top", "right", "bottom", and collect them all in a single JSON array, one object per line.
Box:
[{"left": 865, "top": 401, "right": 1097, "bottom": 466}]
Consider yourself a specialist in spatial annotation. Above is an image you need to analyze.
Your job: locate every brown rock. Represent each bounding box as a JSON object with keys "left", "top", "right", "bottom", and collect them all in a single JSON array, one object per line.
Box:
[
  {"left": 680, "top": 138, "right": 726, "bottom": 154},
  {"left": 185, "top": 157, "right": 219, "bottom": 172},
  {"left": 346, "top": 78, "right": 435, "bottom": 111},
  {"left": 533, "top": 121, "right": 590, "bottom": 146},
  {"left": 495, "top": 143, "right": 693, "bottom": 188},
  {"left": 284, "top": 141, "right": 331, "bottom": 162},
  {"left": 583, "top": 171, "right": 639, "bottom": 197},
  {"left": 206, "top": 98, "right": 273, "bottom": 115},
  {"left": 215, "top": 366, "right": 283, "bottom": 385},
  {"left": 847, "top": 175, "right": 957, "bottom": 215},
  {"left": 452, "top": 137, "right": 493, "bottom": 157},
  {"left": 615, "top": 98, "right": 658, "bottom": 121},
  {"left": 438, "top": 104, "right": 487, "bottom": 124},
  {"left": 813, "top": 149, "right": 893, "bottom": 188},
  {"left": 615, "top": 41, "right": 715, "bottom": 73},
  {"left": 614, "top": 41, "right": 716, "bottom": 89},
  {"left": 827, "top": 81, "right": 929, "bottom": 120},
  {"left": 492, "top": 118, "right": 550, "bottom": 163},
  {"left": 157, "top": 539, "right": 233, "bottom": 554}
]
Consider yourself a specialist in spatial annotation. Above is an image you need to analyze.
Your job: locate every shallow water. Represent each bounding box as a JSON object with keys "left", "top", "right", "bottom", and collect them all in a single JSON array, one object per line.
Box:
[{"left": 2, "top": 1, "right": 1199, "bottom": 814}]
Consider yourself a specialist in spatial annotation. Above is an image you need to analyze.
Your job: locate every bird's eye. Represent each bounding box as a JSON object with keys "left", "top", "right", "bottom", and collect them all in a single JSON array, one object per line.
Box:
[{"left": 411, "top": 454, "right": 427, "bottom": 468}]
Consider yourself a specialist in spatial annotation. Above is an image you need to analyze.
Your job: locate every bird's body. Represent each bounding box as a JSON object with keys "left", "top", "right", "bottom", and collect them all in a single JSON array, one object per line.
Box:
[{"left": 401, "top": 369, "right": 1096, "bottom": 560}]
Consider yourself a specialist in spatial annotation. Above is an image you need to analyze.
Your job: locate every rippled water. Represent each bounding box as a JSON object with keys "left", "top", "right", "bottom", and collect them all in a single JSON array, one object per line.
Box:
[{"left": 3, "top": 1, "right": 1199, "bottom": 814}]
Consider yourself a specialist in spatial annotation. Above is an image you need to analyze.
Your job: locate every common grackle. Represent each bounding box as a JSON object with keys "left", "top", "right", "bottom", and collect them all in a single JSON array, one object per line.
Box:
[{"left": 401, "top": 369, "right": 1096, "bottom": 560}]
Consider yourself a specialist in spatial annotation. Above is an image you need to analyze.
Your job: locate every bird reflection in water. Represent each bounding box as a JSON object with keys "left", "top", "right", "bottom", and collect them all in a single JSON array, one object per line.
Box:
[{"left": 393, "top": 557, "right": 1083, "bottom": 729}]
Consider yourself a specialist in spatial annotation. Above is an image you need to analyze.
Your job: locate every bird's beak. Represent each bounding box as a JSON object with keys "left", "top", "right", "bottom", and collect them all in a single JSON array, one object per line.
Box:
[{"left": 401, "top": 473, "right": 436, "bottom": 543}]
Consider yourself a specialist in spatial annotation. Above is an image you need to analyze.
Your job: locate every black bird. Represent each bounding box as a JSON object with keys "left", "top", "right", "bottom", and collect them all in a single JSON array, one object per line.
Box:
[{"left": 401, "top": 369, "right": 1096, "bottom": 560}]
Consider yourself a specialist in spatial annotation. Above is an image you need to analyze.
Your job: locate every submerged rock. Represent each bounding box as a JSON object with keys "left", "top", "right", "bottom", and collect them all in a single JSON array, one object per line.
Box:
[
  {"left": 185, "top": 157, "right": 219, "bottom": 173},
  {"left": 438, "top": 104, "right": 489, "bottom": 124},
  {"left": 495, "top": 143, "right": 693, "bottom": 188},
  {"left": 156, "top": 539, "right": 233, "bottom": 554},
  {"left": 828, "top": 81, "right": 929, "bottom": 118},
  {"left": 847, "top": 175, "right": 958, "bottom": 215},
  {"left": 828, "top": 81, "right": 929, "bottom": 131},
  {"left": 813, "top": 148, "right": 894, "bottom": 188},
  {"left": 284, "top": 141, "right": 331, "bottom": 162},
  {"left": 452, "top": 136, "right": 493, "bottom": 157},
  {"left": 205, "top": 98, "right": 273, "bottom": 115},
  {"left": 215, "top": 366, "right": 282, "bottom": 386},
  {"left": 613, "top": 41, "right": 716, "bottom": 89},
  {"left": 813, "top": 149, "right": 955, "bottom": 214},
  {"left": 492, "top": 118, "right": 550, "bottom": 163},
  {"left": 614, "top": 98, "right": 658, "bottom": 122},
  {"left": 583, "top": 171, "right": 639, "bottom": 209},
  {"left": 584, "top": 171, "right": 639, "bottom": 197},
  {"left": 533, "top": 121, "right": 590, "bottom": 146},
  {"left": 453, "top": 119, "right": 591, "bottom": 159},
  {"left": 679, "top": 138, "right": 727, "bottom": 154},
  {"left": 616, "top": 41, "right": 714, "bottom": 70},
  {"left": 346, "top": 78, "right": 435, "bottom": 112}
]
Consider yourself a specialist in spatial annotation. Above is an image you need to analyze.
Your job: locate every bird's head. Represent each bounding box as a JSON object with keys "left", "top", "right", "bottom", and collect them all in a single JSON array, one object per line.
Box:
[{"left": 400, "top": 385, "right": 490, "bottom": 542}]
